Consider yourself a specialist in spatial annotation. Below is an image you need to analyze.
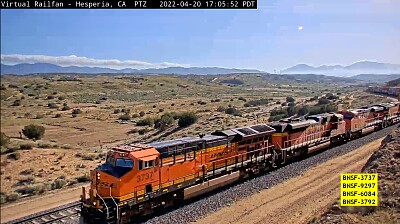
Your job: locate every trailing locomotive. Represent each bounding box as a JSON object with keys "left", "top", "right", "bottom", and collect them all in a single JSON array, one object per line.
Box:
[{"left": 80, "top": 101, "right": 400, "bottom": 224}]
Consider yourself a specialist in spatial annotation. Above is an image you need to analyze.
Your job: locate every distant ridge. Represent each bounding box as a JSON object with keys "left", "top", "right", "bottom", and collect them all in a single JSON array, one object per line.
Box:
[
  {"left": 282, "top": 61, "right": 400, "bottom": 77},
  {"left": 0, "top": 63, "right": 262, "bottom": 75}
]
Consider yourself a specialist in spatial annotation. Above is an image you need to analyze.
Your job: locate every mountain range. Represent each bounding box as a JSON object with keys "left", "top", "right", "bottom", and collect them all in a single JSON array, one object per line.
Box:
[
  {"left": 282, "top": 61, "right": 400, "bottom": 77},
  {"left": 1, "top": 61, "right": 399, "bottom": 76},
  {"left": 0, "top": 63, "right": 262, "bottom": 75}
]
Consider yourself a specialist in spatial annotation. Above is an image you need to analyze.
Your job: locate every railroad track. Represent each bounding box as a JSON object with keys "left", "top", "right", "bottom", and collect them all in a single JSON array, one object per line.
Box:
[{"left": 6, "top": 202, "right": 81, "bottom": 224}]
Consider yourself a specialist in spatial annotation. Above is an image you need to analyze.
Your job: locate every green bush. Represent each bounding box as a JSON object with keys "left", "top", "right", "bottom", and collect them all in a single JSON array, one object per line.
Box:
[
  {"left": 22, "top": 124, "right": 45, "bottom": 140},
  {"left": 177, "top": 112, "right": 198, "bottom": 128},
  {"left": 286, "top": 96, "right": 295, "bottom": 103},
  {"left": 11, "top": 100, "right": 21, "bottom": 106},
  {"left": 0, "top": 132, "right": 10, "bottom": 147},
  {"left": 238, "top": 97, "right": 247, "bottom": 102},
  {"left": 154, "top": 113, "right": 174, "bottom": 131},
  {"left": 139, "top": 111, "right": 146, "bottom": 117},
  {"left": 60, "top": 144, "right": 72, "bottom": 149},
  {"left": 137, "top": 118, "right": 154, "bottom": 126},
  {"left": 113, "top": 109, "right": 121, "bottom": 114},
  {"left": 47, "top": 95, "right": 55, "bottom": 100},
  {"left": 76, "top": 174, "right": 90, "bottom": 183},
  {"left": 244, "top": 99, "right": 269, "bottom": 107},
  {"left": 54, "top": 114, "right": 62, "bottom": 118},
  {"left": 58, "top": 96, "right": 65, "bottom": 100},
  {"left": 225, "top": 107, "right": 242, "bottom": 116},
  {"left": 119, "top": 113, "right": 131, "bottom": 121},
  {"left": 6, "top": 193, "right": 19, "bottom": 202},
  {"left": 317, "top": 97, "right": 330, "bottom": 105},
  {"left": 217, "top": 106, "right": 226, "bottom": 112},
  {"left": 48, "top": 103, "right": 58, "bottom": 109},
  {"left": 62, "top": 106, "right": 71, "bottom": 111},
  {"left": 72, "top": 108, "right": 82, "bottom": 114},
  {"left": 20, "top": 143, "right": 33, "bottom": 150},
  {"left": 51, "top": 178, "right": 67, "bottom": 190}
]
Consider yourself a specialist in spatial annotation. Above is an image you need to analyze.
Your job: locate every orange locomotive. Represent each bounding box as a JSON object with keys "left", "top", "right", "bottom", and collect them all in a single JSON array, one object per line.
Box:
[
  {"left": 81, "top": 103, "right": 400, "bottom": 224},
  {"left": 81, "top": 124, "right": 276, "bottom": 223}
]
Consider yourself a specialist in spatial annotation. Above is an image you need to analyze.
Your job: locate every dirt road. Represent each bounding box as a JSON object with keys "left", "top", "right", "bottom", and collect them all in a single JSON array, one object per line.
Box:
[
  {"left": 0, "top": 184, "right": 88, "bottom": 223},
  {"left": 196, "top": 138, "right": 383, "bottom": 224}
]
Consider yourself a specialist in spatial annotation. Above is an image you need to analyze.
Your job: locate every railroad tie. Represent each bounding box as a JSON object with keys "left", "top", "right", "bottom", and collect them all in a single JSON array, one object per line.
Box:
[
  {"left": 40, "top": 217, "right": 50, "bottom": 222},
  {"left": 49, "top": 214, "right": 58, "bottom": 219}
]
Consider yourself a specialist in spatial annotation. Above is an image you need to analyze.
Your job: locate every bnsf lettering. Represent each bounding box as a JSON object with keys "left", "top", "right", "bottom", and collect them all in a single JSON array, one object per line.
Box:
[
  {"left": 342, "top": 199, "right": 357, "bottom": 204},
  {"left": 342, "top": 183, "right": 357, "bottom": 188},
  {"left": 210, "top": 148, "right": 234, "bottom": 159},
  {"left": 137, "top": 172, "right": 153, "bottom": 182},
  {"left": 342, "top": 175, "right": 357, "bottom": 180},
  {"left": 342, "top": 191, "right": 357, "bottom": 196}
]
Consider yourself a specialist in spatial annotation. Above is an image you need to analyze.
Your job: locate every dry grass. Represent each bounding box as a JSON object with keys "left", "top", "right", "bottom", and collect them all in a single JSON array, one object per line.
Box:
[{"left": 0, "top": 74, "right": 359, "bottom": 202}]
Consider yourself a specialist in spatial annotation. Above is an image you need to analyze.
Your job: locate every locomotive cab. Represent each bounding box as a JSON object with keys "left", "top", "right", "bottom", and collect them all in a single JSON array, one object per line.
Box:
[{"left": 81, "top": 144, "right": 160, "bottom": 223}]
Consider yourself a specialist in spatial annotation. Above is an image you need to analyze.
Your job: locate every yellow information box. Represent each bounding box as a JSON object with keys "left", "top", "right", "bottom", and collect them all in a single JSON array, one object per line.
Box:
[{"left": 340, "top": 173, "right": 378, "bottom": 206}]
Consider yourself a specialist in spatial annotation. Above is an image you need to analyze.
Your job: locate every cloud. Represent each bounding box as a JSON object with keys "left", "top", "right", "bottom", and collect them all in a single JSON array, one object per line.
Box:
[{"left": 0, "top": 54, "right": 190, "bottom": 69}]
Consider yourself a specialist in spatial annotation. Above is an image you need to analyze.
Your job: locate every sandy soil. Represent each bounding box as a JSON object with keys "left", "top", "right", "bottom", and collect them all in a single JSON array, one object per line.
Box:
[
  {"left": 196, "top": 138, "right": 383, "bottom": 224},
  {"left": 0, "top": 183, "right": 89, "bottom": 223}
]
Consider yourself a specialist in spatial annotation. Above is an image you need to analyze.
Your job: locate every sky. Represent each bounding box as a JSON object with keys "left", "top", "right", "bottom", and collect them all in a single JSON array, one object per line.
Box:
[{"left": 1, "top": 0, "right": 400, "bottom": 72}]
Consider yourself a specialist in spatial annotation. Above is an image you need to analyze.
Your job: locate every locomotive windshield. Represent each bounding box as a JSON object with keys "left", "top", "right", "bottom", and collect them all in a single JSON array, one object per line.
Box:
[{"left": 98, "top": 155, "right": 134, "bottom": 178}]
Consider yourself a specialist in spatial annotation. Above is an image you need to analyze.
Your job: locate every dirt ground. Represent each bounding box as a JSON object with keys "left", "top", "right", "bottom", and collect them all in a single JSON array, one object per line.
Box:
[{"left": 195, "top": 138, "right": 384, "bottom": 224}]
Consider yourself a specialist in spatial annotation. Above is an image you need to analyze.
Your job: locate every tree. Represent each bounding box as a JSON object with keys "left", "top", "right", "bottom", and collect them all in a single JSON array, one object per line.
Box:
[
  {"left": 119, "top": 113, "right": 131, "bottom": 121},
  {"left": 22, "top": 124, "right": 45, "bottom": 140},
  {"left": 318, "top": 97, "right": 330, "bottom": 105},
  {"left": 178, "top": 112, "right": 198, "bottom": 128}
]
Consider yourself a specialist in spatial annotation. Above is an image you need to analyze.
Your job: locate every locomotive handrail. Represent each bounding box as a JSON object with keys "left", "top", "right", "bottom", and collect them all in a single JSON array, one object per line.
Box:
[
  {"left": 97, "top": 193, "right": 109, "bottom": 219},
  {"left": 110, "top": 187, "right": 119, "bottom": 222}
]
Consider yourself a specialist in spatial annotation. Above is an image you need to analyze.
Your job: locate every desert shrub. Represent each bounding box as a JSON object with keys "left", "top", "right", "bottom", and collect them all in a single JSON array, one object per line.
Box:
[
  {"left": 138, "top": 128, "right": 151, "bottom": 135},
  {"left": 197, "top": 101, "right": 207, "bottom": 105},
  {"left": 286, "top": 97, "right": 295, "bottom": 103},
  {"left": 37, "top": 141, "right": 52, "bottom": 148},
  {"left": 6, "top": 193, "right": 19, "bottom": 202},
  {"left": 1, "top": 146, "right": 15, "bottom": 155},
  {"left": 0, "top": 132, "right": 10, "bottom": 147},
  {"left": 51, "top": 178, "right": 67, "bottom": 190},
  {"left": 76, "top": 174, "right": 90, "bottom": 183},
  {"left": 119, "top": 113, "right": 131, "bottom": 121},
  {"left": 288, "top": 102, "right": 296, "bottom": 107},
  {"left": 220, "top": 79, "right": 244, "bottom": 85},
  {"left": 35, "top": 114, "right": 45, "bottom": 119},
  {"left": 7, "top": 152, "right": 21, "bottom": 160},
  {"left": 177, "top": 112, "right": 198, "bottom": 128},
  {"left": 270, "top": 108, "right": 288, "bottom": 117},
  {"left": 121, "top": 108, "right": 131, "bottom": 113},
  {"left": 137, "top": 118, "right": 154, "bottom": 126},
  {"left": 61, "top": 144, "right": 72, "bottom": 149},
  {"left": 238, "top": 97, "right": 247, "bottom": 102},
  {"left": 171, "top": 103, "right": 175, "bottom": 106},
  {"left": 268, "top": 115, "right": 286, "bottom": 122},
  {"left": 281, "top": 102, "right": 287, "bottom": 106},
  {"left": 8, "top": 84, "right": 19, "bottom": 89},
  {"left": 159, "top": 108, "right": 164, "bottom": 113},
  {"left": 217, "top": 106, "right": 226, "bottom": 112},
  {"left": 48, "top": 102, "right": 58, "bottom": 109},
  {"left": 113, "top": 109, "right": 121, "bottom": 114},
  {"left": 11, "top": 100, "right": 21, "bottom": 106},
  {"left": 54, "top": 114, "right": 62, "bottom": 118},
  {"left": 47, "top": 95, "right": 55, "bottom": 100},
  {"left": 62, "top": 105, "right": 70, "bottom": 111},
  {"left": 153, "top": 105, "right": 157, "bottom": 108},
  {"left": 72, "top": 108, "right": 82, "bottom": 114},
  {"left": 317, "top": 97, "right": 330, "bottom": 105},
  {"left": 154, "top": 113, "right": 174, "bottom": 131},
  {"left": 0, "top": 84, "right": 6, "bottom": 90},
  {"left": 95, "top": 100, "right": 101, "bottom": 104},
  {"left": 244, "top": 99, "right": 269, "bottom": 107},
  {"left": 139, "top": 111, "right": 145, "bottom": 117},
  {"left": 16, "top": 183, "right": 50, "bottom": 196},
  {"left": 225, "top": 107, "right": 241, "bottom": 116},
  {"left": 20, "top": 143, "right": 33, "bottom": 150},
  {"left": 58, "top": 96, "right": 65, "bottom": 100},
  {"left": 22, "top": 124, "right": 45, "bottom": 140},
  {"left": 28, "top": 93, "right": 35, "bottom": 97}
]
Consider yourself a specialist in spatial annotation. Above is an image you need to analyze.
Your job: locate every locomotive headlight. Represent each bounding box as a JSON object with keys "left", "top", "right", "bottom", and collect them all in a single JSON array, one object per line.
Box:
[
  {"left": 93, "top": 201, "right": 96, "bottom": 206},
  {"left": 96, "top": 173, "right": 100, "bottom": 180}
]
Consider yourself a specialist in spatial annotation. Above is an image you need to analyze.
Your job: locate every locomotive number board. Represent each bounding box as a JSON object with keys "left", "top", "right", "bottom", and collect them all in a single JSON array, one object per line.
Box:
[{"left": 1, "top": 0, "right": 258, "bottom": 9}]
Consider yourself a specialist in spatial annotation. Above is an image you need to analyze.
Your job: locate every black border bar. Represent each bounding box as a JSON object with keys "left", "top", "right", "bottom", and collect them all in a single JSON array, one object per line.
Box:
[{"left": 1, "top": 0, "right": 258, "bottom": 9}]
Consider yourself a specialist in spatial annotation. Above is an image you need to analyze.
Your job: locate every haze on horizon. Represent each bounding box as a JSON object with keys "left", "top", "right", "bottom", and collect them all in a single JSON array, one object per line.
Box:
[{"left": 1, "top": 0, "right": 399, "bottom": 72}]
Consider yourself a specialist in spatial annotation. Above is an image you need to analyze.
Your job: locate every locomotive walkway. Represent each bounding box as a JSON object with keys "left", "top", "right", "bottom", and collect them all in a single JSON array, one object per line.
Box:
[{"left": 196, "top": 138, "right": 384, "bottom": 224}]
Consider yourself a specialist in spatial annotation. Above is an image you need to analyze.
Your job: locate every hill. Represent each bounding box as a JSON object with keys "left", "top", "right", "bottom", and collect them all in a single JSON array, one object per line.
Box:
[
  {"left": 0, "top": 63, "right": 262, "bottom": 75},
  {"left": 351, "top": 74, "right": 400, "bottom": 83},
  {"left": 283, "top": 61, "right": 400, "bottom": 77}
]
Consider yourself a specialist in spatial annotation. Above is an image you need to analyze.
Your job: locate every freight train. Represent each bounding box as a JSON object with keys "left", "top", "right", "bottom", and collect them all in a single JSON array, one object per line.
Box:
[
  {"left": 367, "top": 86, "right": 400, "bottom": 97},
  {"left": 80, "top": 101, "right": 400, "bottom": 224}
]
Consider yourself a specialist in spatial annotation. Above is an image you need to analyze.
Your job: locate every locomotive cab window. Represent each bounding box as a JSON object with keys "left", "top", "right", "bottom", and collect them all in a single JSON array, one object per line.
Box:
[{"left": 138, "top": 159, "right": 157, "bottom": 170}]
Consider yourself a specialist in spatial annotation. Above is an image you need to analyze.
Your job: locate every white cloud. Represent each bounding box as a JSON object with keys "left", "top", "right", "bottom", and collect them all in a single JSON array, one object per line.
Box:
[{"left": 0, "top": 54, "right": 190, "bottom": 69}]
